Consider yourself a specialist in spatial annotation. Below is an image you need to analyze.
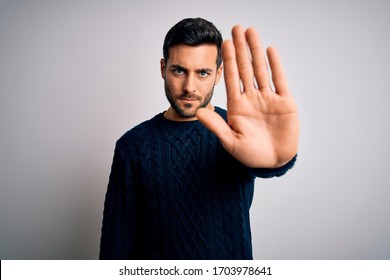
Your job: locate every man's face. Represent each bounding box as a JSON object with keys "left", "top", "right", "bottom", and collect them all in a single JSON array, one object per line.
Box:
[{"left": 161, "top": 44, "right": 223, "bottom": 121}]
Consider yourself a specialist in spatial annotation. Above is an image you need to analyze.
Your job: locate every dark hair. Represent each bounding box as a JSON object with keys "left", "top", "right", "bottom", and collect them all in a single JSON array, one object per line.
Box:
[{"left": 163, "top": 18, "right": 223, "bottom": 68}]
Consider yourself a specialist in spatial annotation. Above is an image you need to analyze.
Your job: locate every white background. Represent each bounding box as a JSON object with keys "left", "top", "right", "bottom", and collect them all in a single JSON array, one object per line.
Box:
[{"left": 1, "top": 0, "right": 389, "bottom": 259}]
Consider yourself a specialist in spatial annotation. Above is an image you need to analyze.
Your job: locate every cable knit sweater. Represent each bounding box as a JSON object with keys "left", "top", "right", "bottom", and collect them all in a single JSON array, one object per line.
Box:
[{"left": 99, "top": 107, "right": 296, "bottom": 260}]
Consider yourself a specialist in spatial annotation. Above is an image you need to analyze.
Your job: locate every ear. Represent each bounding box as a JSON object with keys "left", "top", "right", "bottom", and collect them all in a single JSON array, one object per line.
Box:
[
  {"left": 160, "top": 58, "right": 166, "bottom": 79},
  {"left": 214, "top": 64, "right": 223, "bottom": 85}
]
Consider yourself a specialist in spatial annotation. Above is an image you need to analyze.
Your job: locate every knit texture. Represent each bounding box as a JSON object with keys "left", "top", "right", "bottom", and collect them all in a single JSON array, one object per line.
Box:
[{"left": 99, "top": 107, "right": 296, "bottom": 259}]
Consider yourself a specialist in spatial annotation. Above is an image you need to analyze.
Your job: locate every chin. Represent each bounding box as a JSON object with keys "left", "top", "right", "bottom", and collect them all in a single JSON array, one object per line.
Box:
[{"left": 178, "top": 108, "right": 197, "bottom": 118}]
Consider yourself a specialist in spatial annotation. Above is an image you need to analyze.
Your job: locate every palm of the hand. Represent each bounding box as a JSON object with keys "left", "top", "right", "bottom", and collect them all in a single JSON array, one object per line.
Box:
[
  {"left": 226, "top": 87, "right": 298, "bottom": 168},
  {"left": 197, "top": 25, "right": 299, "bottom": 168}
]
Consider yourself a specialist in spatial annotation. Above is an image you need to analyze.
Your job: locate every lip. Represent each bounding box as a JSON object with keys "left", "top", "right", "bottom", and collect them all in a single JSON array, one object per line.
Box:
[{"left": 180, "top": 97, "right": 198, "bottom": 102}]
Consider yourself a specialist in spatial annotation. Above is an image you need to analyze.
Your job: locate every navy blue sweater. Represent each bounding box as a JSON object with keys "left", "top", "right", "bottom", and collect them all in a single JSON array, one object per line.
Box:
[{"left": 100, "top": 107, "right": 295, "bottom": 259}]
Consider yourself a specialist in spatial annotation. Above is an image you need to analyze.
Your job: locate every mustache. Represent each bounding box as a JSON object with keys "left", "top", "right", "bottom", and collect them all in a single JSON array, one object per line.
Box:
[{"left": 179, "top": 92, "right": 202, "bottom": 100}]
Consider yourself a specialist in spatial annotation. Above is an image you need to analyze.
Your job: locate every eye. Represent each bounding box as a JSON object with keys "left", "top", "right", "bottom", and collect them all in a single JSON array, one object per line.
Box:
[
  {"left": 199, "top": 70, "right": 209, "bottom": 77},
  {"left": 173, "top": 68, "right": 184, "bottom": 75}
]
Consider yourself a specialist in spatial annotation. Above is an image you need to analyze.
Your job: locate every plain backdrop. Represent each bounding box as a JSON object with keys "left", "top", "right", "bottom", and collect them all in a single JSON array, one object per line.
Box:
[{"left": 1, "top": 0, "right": 389, "bottom": 259}]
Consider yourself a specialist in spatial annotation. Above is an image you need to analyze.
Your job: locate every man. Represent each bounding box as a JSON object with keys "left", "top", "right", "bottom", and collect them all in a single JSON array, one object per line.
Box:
[{"left": 100, "top": 18, "right": 299, "bottom": 259}]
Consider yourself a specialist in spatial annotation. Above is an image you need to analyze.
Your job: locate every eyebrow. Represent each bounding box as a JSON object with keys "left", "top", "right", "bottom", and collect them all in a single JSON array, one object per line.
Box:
[{"left": 169, "top": 64, "right": 214, "bottom": 73}]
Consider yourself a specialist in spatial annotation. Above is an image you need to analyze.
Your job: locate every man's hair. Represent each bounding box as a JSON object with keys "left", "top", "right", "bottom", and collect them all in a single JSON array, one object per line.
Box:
[{"left": 163, "top": 18, "right": 223, "bottom": 68}]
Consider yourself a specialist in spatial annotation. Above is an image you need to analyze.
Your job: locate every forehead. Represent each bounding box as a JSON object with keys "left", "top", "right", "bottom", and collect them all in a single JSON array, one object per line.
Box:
[{"left": 167, "top": 44, "right": 218, "bottom": 68}]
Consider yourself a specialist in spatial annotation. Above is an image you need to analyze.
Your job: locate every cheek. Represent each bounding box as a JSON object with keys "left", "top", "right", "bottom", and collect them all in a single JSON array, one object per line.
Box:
[
  {"left": 199, "top": 79, "right": 215, "bottom": 93},
  {"left": 166, "top": 76, "right": 183, "bottom": 93}
]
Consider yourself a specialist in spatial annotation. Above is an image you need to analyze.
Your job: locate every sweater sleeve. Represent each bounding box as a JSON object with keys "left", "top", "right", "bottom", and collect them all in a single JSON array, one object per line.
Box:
[
  {"left": 99, "top": 140, "right": 138, "bottom": 259},
  {"left": 248, "top": 154, "right": 297, "bottom": 178}
]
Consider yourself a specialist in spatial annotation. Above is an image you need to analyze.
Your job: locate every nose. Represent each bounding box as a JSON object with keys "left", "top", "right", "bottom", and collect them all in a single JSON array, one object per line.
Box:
[{"left": 183, "top": 74, "right": 196, "bottom": 93}]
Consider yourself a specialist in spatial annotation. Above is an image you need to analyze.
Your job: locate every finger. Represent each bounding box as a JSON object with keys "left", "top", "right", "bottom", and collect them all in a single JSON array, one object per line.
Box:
[
  {"left": 222, "top": 39, "right": 241, "bottom": 100},
  {"left": 232, "top": 25, "right": 255, "bottom": 92},
  {"left": 267, "top": 47, "right": 290, "bottom": 96},
  {"left": 245, "top": 27, "right": 271, "bottom": 91},
  {"left": 196, "top": 108, "right": 234, "bottom": 151}
]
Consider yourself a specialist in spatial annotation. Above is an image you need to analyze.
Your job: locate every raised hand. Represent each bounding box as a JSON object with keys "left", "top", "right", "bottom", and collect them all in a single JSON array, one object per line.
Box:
[{"left": 196, "top": 25, "right": 299, "bottom": 168}]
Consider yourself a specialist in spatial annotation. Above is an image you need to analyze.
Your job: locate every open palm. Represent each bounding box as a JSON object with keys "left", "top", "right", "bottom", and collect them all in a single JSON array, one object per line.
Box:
[{"left": 197, "top": 25, "right": 299, "bottom": 168}]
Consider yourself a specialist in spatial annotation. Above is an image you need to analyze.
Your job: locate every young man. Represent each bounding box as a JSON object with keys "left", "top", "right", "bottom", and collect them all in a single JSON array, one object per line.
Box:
[{"left": 100, "top": 18, "right": 299, "bottom": 259}]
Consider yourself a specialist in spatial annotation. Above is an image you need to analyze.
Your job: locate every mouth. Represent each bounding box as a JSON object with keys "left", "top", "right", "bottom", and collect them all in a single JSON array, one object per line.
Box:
[
  {"left": 180, "top": 97, "right": 198, "bottom": 102},
  {"left": 179, "top": 94, "right": 201, "bottom": 102}
]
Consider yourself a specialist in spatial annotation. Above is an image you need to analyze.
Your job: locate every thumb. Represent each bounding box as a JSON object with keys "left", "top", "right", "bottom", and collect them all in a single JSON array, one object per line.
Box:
[{"left": 196, "top": 108, "right": 234, "bottom": 150}]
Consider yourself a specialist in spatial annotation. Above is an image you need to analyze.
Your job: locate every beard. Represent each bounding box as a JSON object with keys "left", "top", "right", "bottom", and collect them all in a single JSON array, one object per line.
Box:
[{"left": 164, "top": 81, "right": 214, "bottom": 119}]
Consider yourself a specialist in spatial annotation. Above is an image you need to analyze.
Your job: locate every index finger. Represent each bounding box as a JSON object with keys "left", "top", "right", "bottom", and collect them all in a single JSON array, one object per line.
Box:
[
  {"left": 232, "top": 25, "right": 255, "bottom": 92},
  {"left": 222, "top": 39, "right": 241, "bottom": 100}
]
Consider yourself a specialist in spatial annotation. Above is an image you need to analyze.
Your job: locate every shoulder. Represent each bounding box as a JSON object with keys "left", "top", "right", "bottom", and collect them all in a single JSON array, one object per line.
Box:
[
  {"left": 214, "top": 106, "right": 227, "bottom": 121},
  {"left": 116, "top": 113, "right": 163, "bottom": 148}
]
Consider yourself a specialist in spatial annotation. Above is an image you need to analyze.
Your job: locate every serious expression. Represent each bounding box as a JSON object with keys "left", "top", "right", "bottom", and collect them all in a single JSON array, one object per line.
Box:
[{"left": 161, "top": 44, "right": 222, "bottom": 121}]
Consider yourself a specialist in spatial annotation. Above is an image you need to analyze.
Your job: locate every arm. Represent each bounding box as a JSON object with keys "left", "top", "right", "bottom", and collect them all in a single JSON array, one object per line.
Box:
[
  {"left": 99, "top": 141, "right": 138, "bottom": 259},
  {"left": 197, "top": 25, "right": 299, "bottom": 168},
  {"left": 249, "top": 154, "right": 297, "bottom": 178}
]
